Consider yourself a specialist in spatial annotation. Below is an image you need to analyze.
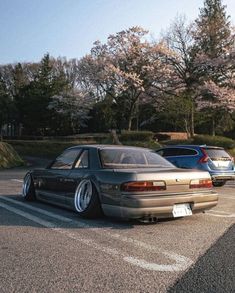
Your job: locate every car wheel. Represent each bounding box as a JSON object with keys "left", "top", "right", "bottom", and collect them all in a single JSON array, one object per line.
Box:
[
  {"left": 74, "top": 179, "right": 102, "bottom": 218},
  {"left": 213, "top": 181, "right": 226, "bottom": 187},
  {"left": 22, "top": 173, "right": 36, "bottom": 201}
]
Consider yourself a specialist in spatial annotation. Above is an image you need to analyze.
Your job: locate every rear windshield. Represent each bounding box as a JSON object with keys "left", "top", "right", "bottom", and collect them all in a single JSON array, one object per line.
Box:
[
  {"left": 100, "top": 148, "right": 174, "bottom": 169},
  {"left": 204, "top": 148, "right": 231, "bottom": 159}
]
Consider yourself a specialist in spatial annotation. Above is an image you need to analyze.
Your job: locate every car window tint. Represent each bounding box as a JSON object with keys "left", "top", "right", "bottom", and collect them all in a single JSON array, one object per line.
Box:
[
  {"left": 204, "top": 148, "right": 231, "bottom": 160},
  {"left": 75, "top": 150, "right": 89, "bottom": 168},
  {"left": 177, "top": 148, "right": 197, "bottom": 156},
  {"left": 100, "top": 148, "right": 174, "bottom": 168},
  {"left": 161, "top": 148, "right": 179, "bottom": 157},
  {"left": 51, "top": 149, "right": 80, "bottom": 169}
]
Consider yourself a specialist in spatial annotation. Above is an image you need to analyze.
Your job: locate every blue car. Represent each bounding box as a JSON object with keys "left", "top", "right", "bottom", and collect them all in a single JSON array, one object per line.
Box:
[{"left": 156, "top": 145, "right": 235, "bottom": 187}]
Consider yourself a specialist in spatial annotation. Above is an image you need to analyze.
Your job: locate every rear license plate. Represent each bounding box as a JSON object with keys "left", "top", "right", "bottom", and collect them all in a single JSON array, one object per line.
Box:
[
  {"left": 172, "top": 203, "right": 192, "bottom": 217},
  {"left": 213, "top": 161, "right": 230, "bottom": 168}
]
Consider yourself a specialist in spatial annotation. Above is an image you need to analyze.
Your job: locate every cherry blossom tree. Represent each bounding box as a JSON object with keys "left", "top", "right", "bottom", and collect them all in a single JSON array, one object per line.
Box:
[
  {"left": 78, "top": 27, "right": 177, "bottom": 130},
  {"left": 48, "top": 89, "right": 93, "bottom": 133}
]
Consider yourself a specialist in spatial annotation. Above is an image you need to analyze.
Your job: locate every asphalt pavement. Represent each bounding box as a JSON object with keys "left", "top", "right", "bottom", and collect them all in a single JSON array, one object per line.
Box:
[{"left": 0, "top": 161, "right": 234, "bottom": 293}]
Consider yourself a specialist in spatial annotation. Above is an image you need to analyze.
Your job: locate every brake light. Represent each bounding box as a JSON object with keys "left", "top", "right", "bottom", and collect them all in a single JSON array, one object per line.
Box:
[
  {"left": 190, "top": 179, "right": 212, "bottom": 189},
  {"left": 227, "top": 151, "right": 234, "bottom": 163},
  {"left": 198, "top": 148, "right": 209, "bottom": 163},
  {"left": 121, "top": 181, "right": 166, "bottom": 192}
]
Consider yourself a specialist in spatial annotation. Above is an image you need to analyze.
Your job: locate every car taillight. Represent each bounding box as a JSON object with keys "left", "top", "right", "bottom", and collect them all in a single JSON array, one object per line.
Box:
[
  {"left": 198, "top": 148, "right": 209, "bottom": 163},
  {"left": 121, "top": 181, "right": 166, "bottom": 192},
  {"left": 190, "top": 179, "right": 212, "bottom": 189}
]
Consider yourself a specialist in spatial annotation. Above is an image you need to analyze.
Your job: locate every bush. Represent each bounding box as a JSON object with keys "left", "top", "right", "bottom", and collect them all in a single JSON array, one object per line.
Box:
[
  {"left": 163, "top": 139, "right": 193, "bottom": 145},
  {"left": 6, "top": 140, "right": 83, "bottom": 159},
  {"left": 193, "top": 135, "right": 235, "bottom": 149},
  {"left": 119, "top": 131, "right": 154, "bottom": 142},
  {"left": 122, "top": 141, "right": 161, "bottom": 149},
  {"left": 0, "top": 142, "right": 24, "bottom": 168}
]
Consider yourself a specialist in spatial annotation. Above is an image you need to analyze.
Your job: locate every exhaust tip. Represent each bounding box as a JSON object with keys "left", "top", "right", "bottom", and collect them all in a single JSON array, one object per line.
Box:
[{"left": 139, "top": 216, "right": 158, "bottom": 224}]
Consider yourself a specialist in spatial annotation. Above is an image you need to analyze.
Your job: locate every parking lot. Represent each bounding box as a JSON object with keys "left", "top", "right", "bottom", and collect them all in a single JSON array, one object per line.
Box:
[{"left": 0, "top": 166, "right": 234, "bottom": 293}]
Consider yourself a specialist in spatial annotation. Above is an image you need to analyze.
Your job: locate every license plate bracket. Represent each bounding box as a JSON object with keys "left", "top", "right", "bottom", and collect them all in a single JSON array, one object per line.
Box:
[{"left": 172, "top": 203, "right": 192, "bottom": 217}]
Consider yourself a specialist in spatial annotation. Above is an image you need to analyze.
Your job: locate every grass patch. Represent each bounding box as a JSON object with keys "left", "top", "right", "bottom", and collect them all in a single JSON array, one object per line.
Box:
[{"left": 0, "top": 142, "right": 24, "bottom": 169}]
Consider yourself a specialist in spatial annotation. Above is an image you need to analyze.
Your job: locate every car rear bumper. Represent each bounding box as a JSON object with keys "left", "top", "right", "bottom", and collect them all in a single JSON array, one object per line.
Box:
[
  {"left": 211, "top": 174, "right": 235, "bottom": 181},
  {"left": 102, "top": 191, "right": 218, "bottom": 219}
]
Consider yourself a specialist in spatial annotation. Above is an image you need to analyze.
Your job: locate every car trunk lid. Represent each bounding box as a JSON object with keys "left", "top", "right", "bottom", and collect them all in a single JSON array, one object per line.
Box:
[
  {"left": 203, "top": 147, "right": 234, "bottom": 171},
  {"left": 118, "top": 168, "right": 211, "bottom": 193}
]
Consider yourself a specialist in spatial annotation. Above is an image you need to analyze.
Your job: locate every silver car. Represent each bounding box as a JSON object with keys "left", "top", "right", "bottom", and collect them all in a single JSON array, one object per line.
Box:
[{"left": 22, "top": 145, "right": 218, "bottom": 221}]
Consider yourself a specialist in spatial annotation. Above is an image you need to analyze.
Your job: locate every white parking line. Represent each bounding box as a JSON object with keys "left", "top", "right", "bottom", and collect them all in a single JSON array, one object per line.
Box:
[
  {"left": 11, "top": 179, "right": 23, "bottom": 183},
  {"left": 210, "top": 210, "right": 231, "bottom": 214},
  {"left": 206, "top": 210, "right": 235, "bottom": 218},
  {"left": 0, "top": 196, "right": 72, "bottom": 223},
  {"left": 219, "top": 196, "right": 235, "bottom": 200},
  {"left": 0, "top": 197, "right": 192, "bottom": 272}
]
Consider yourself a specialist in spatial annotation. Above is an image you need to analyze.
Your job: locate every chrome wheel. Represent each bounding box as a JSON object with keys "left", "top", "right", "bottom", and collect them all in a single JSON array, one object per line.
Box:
[
  {"left": 22, "top": 174, "right": 31, "bottom": 198},
  {"left": 74, "top": 180, "right": 93, "bottom": 212}
]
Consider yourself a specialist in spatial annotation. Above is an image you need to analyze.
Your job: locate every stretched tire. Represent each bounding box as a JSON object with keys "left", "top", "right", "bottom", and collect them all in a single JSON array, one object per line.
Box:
[
  {"left": 22, "top": 173, "right": 36, "bottom": 201},
  {"left": 74, "top": 179, "right": 102, "bottom": 218},
  {"left": 213, "top": 181, "right": 226, "bottom": 187}
]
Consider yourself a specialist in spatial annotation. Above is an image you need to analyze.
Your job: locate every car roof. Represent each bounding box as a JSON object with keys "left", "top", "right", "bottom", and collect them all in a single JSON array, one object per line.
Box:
[
  {"left": 68, "top": 144, "right": 150, "bottom": 151},
  {"left": 158, "top": 145, "right": 224, "bottom": 150}
]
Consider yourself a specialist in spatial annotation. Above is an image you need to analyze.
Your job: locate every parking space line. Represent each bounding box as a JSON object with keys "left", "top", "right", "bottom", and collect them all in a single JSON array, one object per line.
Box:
[
  {"left": 0, "top": 201, "right": 55, "bottom": 228},
  {"left": 206, "top": 210, "right": 235, "bottom": 218},
  {"left": 11, "top": 179, "right": 23, "bottom": 183},
  {"left": 210, "top": 209, "right": 231, "bottom": 214},
  {"left": 0, "top": 197, "right": 193, "bottom": 272},
  {"left": 0, "top": 196, "right": 72, "bottom": 223},
  {"left": 219, "top": 196, "right": 235, "bottom": 200}
]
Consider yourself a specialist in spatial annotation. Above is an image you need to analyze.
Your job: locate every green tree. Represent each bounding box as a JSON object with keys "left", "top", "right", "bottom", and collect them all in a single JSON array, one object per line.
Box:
[
  {"left": 193, "top": 0, "right": 235, "bottom": 135},
  {"left": 14, "top": 55, "right": 69, "bottom": 135},
  {"left": 0, "top": 78, "right": 14, "bottom": 138},
  {"left": 194, "top": 0, "right": 233, "bottom": 59}
]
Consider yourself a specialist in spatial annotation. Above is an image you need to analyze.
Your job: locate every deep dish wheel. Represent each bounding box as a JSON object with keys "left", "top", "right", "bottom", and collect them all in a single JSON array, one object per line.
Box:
[
  {"left": 74, "top": 179, "right": 102, "bottom": 218},
  {"left": 22, "top": 173, "right": 35, "bottom": 201}
]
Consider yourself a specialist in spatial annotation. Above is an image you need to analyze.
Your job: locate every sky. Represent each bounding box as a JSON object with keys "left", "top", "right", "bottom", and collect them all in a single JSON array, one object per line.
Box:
[{"left": 0, "top": 0, "right": 234, "bottom": 65}]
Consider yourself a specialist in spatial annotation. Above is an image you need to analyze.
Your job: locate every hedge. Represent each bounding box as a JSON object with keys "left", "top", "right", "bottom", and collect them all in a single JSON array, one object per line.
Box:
[
  {"left": 193, "top": 135, "right": 235, "bottom": 149},
  {"left": 119, "top": 131, "right": 154, "bottom": 142}
]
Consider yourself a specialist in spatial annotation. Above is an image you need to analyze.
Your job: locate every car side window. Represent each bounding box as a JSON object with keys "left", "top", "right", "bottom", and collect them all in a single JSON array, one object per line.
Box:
[
  {"left": 177, "top": 148, "right": 197, "bottom": 156},
  {"left": 75, "top": 150, "right": 89, "bottom": 169},
  {"left": 161, "top": 148, "right": 179, "bottom": 157},
  {"left": 50, "top": 149, "right": 81, "bottom": 170}
]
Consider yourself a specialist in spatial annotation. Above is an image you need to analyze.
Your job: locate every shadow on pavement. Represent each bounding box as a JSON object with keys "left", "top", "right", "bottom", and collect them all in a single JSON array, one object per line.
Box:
[
  {"left": 0, "top": 194, "right": 184, "bottom": 230},
  {"left": 168, "top": 224, "right": 235, "bottom": 293},
  {"left": 0, "top": 194, "right": 137, "bottom": 230}
]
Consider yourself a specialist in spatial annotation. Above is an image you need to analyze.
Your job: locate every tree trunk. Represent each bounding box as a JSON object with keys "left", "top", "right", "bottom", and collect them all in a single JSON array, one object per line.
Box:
[
  {"left": 128, "top": 117, "right": 132, "bottom": 131},
  {"left": 184, "top": 119, "right": 190, "bottom": 139},
  {"left": 190, "top": 102, "right": 195, "bottom": 138},
  {"left": 127, "top": 105, "right": 134, "bottom": 131},
  {"left": 110, "top": 129, "right": 122, "bottom": 145},
  {"left": 136, "top": 98, "right": 139, "bottom": 131},
  {"left": 212, "top": 116, "right": 215, "bottom": 136}
]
